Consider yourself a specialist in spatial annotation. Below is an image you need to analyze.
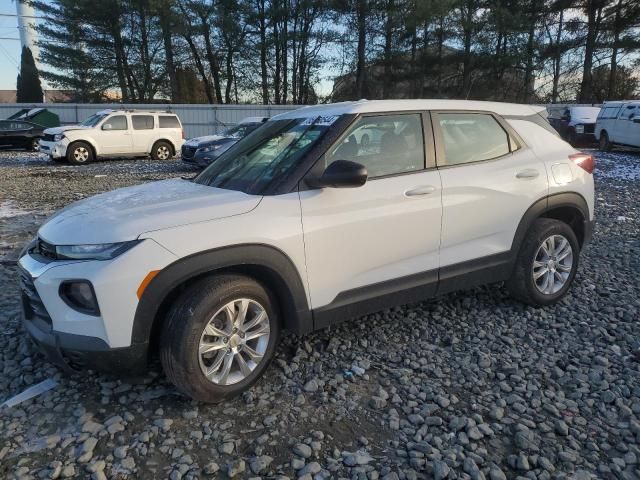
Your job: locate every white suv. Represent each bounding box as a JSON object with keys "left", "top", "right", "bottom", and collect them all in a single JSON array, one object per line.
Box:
[
  {"left": 19, "top": 100, "right": 594, "bottom": 402},
  {"left": 39, "top": 109, "right": 185, "bottom": 165},
  {"left": 595, "top": 100, "right": 640, "bottom": 150}
]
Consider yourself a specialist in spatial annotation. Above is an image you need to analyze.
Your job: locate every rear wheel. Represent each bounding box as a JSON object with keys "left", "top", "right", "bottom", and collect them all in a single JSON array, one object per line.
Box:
[
  {"left": 160, "top": 274, "right": 280, "bottom": 402},
  {"left": 151, "top": 141, "right": 173, "bottom": 160},
  {"left": 507, "top": 219, "right": 580, "bottom": 307},
  {"left": 67, "top": 141, "right": 94, "bottom": 165},
  {"left": 599, "top": 131, "right": 612, "bottom": 151}
]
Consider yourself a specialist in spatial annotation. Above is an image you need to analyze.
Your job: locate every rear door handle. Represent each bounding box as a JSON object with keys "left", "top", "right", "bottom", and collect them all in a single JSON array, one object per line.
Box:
[
  {"left": 516, "top": 169, "right": 539, "bottom": 179},
  {"left": 405, "top": 185, "right": 436, "bottom": 196}
]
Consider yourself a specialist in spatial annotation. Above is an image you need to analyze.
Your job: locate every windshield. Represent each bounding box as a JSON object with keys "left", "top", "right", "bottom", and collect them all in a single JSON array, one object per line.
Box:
[
  {"left": 81, "top": 113, "right": 109, "bottom": 127},
  {"left": 195, "top": 117, "right": 335, "bottom": 193},
  {"left": 223, "top": 124, "right": 258, "bottom": 138}
]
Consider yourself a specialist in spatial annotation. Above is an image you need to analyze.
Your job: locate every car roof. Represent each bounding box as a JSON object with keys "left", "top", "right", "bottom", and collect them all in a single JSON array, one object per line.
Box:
[
  {"left": 97, "top": 109, "right": 178, "bottom": 115},
  {"left": 602, "top": 100, "right": 640, "bottom": 107},
  {"left": 239, "top": 117, "right": 269, "bottom": 124},
  {"left": 270, "top": 99, "right": 546, "bottom": 120}
]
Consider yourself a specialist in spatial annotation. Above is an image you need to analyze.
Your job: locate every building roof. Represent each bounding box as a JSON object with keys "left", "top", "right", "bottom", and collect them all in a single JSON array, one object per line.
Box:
[{"left": 271, "top": 99, "right": 546, "bottom": 120}]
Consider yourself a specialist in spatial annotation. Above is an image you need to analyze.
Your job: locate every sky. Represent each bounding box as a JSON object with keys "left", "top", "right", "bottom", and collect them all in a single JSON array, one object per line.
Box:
[{"left": 0, "top": 0, "right": 24, "bottom": 90}]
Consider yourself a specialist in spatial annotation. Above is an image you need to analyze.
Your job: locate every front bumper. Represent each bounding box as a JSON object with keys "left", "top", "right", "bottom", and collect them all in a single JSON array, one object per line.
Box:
[
  {"left": 22, "top": 310, "right": 148, "bottom": 374},
  {"left": 18, "top": 238, "right": 177, "bottom": 373},
  {"left": 181, "top": 145, "right": 220, "bottom": 168},
  {"left": 39, "top": 140, "right": 68, "bottom": 159}
]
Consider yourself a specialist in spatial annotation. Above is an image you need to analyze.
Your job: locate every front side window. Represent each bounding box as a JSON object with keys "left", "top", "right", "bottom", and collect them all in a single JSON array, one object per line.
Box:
[
  {"left": 322, "top": 113, "right": 425, "bottom": 178},
  {"left": 132, "top": 115, "right": 154, "bottom": 130},
  {"left": 224, "top": 124, "right": 259, "bottom": 138},
  {"left": 104, "top": 115, "right": 128, "bottom": 131},
  {"left": 436, "top": 113, "right": 511, "bottom": 166},
  {"left": 195, "top": 117, "right": 335, "bottom": 194}
]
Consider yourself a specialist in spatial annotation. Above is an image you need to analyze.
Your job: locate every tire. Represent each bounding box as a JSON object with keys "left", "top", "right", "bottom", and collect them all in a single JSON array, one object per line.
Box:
[
  {"left": 66, "top": 141, "right": 94, "bottom": 165},
  {"left": 160, "top": 274, "right": 280, "bottom": 403},
  {"left": 151, "top": 140, "right": 173, "bottom": 160},
  {"left": 506, "top": 218, "right": 580, "bottom": 307},
  {"left": 599, "top": 131, "right": 612, "bottom": 151},
  {"left": 30, "top": 139, "right": 40, "bottom": 152}
]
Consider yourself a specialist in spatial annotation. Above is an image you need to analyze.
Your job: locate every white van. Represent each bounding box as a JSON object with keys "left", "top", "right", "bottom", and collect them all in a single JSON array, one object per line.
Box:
[
  {"left": 39, "top": 110, "right": 185, "bottom": 164},
  {"left": 595, "top": 100, "right": 640, "bottom": 150}
]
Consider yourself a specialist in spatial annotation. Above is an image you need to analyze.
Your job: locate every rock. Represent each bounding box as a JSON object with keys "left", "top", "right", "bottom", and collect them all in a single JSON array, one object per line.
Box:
[
  {"left": 154, "top": 418, "right": 173, "bottom": 431},
  {"left": 203, "top": 462, "right": 220, "bottom": 475},
  {"left": 489, "top": 466, "right": 506, "bottom": 480},
  {"left": 555, "top": 420, "right": 569, "bottom": 436},
  {"left": 226, "top": 459, "right": 245, "bottom": 477},
  {"left": 303, "top": 379, "right": 319, "bottom": 393},
  {"left": 433, "top": 460, "right": 450, "bottom": 480},
  {"left": 249, "top": 455, "right": 273, "bottom": 474},
  {"left": 293, "top": 443, "right": 313, "bottom": 459},
  {"left": 298, "top": 462, "right": 321, "bottom": 476}
]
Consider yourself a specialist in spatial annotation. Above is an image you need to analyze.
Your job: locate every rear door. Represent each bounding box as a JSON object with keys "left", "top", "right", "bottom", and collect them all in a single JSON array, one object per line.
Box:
[
  {"left": 299, "top": 112, "right": 442, "bottom": 321},
  {"left": 131, "top": 114, "right": 157, "bottom": 153},
  {"left": 432, "top": 111, "right": 548, "bottom": 285}
]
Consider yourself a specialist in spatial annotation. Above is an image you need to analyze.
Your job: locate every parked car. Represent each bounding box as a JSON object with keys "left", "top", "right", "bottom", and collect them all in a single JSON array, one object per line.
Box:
[
  {"left": 19, "top": 100, "right": 594, "bottom": 402},
  {"left": 548, "top": 105, "right": 600, "bottom": 146},
  {"left": 595, "top": 100, "right": 640, "bottom": 151},
  {"left": 39, "top": 109, "right": 185, "bottom": 165},
  {"left": 0, "top": 119, "right": 46, "bottom": 151},
  {"left": 182, "top": 117, "right": 268, "bottom": 168}
]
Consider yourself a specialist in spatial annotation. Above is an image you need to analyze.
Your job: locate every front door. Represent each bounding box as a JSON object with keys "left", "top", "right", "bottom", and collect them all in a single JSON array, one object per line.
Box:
[
  {"left": 299, "top": 112, "right": 442, "bottom": 321},
  {"left": 98, "top": 114, "right": 132, "bottom": 155}
]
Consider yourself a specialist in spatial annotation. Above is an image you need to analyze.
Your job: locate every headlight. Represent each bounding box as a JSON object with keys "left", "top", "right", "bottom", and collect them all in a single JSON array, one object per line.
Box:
[
  {"left": 575, "top": 124, "right": 584, "bottom": 133},
  {"left": 198, "top": 144, "right": 221, "bottom": 153},
  {"left": 55, "top": 240, "right": 140, "bottom": 260},
  {"left": 54, "top": 133, "right": 65, "bottom": 142}
]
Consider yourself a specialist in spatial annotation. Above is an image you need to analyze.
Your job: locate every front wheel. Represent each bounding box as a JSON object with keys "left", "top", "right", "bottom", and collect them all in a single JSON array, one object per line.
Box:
[
  {"left": 160, "top": 274, "right": 280, "bottom": 402},
  {"left": 507, "top": 219, "right": 580, "bottom": 307},
  {"left": 67, "top": 141, "right": 94, "bottom": 165}
]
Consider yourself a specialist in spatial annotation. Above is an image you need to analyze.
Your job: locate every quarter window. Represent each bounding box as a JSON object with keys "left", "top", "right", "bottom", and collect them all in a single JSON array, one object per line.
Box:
[
  {"left": 436, "top": 113, "right": 512, "bottom": 166},
  {"left": 323, "top": 113, "right": 425, "bottom": 178},
  {"left": 132, "top": 115, "right": 154, "bottom": 130},
  {"left": 159, "top": 115, "right": 180, "bottom": 128},
  {"left": 105, "top": 115, "right": 127, "bottom": 131}
]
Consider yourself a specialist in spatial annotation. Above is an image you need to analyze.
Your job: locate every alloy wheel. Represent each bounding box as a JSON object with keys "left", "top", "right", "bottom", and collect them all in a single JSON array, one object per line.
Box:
[
  {"left": 73, "top": 147, "right": 89, "bottom": 163},
  {"left": 157, "top": 145, "right": 170, "bottom": 160},
  {"left": 198, "top": 298, "right": 270, "bottom": 385},
  {"left": 532, "top": 234, "right": 574, "bottom": 295}
]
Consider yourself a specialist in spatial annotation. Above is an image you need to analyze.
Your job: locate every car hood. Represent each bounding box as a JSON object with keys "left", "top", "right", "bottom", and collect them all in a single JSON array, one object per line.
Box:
[
  {"left": 38, "top": 178, "right": 261, "bottom": 245},
  {"left": 43, "top": 125, "right": 89, "bottom": 135},
  {"left": 185, "top": 135, "right": 236, "bottom": 147}
]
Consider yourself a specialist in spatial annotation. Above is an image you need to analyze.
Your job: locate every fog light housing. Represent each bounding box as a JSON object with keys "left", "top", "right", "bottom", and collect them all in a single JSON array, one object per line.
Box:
[{"left": 59, "top": 281, "right": 100, "bottom": 316}]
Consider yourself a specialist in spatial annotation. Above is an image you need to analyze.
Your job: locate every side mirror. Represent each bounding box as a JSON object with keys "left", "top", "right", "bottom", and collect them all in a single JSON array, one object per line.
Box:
[
  {"left": 102, "top": 123, "right": 112, "bottom": 131},
  {"left": 307, "top": 160, "right": 368, "bottom": 189}
]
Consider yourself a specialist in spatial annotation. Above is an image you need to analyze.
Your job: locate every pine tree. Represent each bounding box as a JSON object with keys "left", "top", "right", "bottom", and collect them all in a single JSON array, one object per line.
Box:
[{"left": 16, "top": 46, "right": 44, "bottom": 103}]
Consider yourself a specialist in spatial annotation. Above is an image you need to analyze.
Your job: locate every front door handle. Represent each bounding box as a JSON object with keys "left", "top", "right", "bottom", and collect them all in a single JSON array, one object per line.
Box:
[
  {"left": 516, "top": 169, "right": 539, "bottom": 179},
  {"left": 405, "top": 185, "right": 436, "bottom": 196}
]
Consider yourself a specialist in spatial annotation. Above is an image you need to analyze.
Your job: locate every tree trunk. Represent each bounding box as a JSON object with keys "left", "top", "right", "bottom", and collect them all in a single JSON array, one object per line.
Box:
[
  {"left": 461, "top": 1, "right": 474, "bottom": 98},
  {"left": 607, "top": 0, "right": 623, "bottom": 100},
  {"left": 201, "top": 19, "right": 224, "bottom": 104},
  {"left": 551, "top": 9, "right": 564, "bottom": 103},
  {"left": 355, "top": 0, "right": 367, "bottom": 99},
  {"left": 579, "top": 0, "right": 604, "bottom": 103},
  {"left": 158, "top": 3, "right": 178, "bottom": 103},
  {"left": 382, "top": 0, "right": 394, "bottom": 99},
  {"left": 258, "top": 0, "right": 269, "bottom": 104}
]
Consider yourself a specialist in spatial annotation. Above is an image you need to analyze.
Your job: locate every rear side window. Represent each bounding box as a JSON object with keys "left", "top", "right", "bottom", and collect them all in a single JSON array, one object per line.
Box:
[
  {"left": 159, "top": 115, "right": 180, "bottom": 128},
  {"left": 132, "top": 115, "right": 154, "bottom": 130},
  {"left": 436, "top": 113, "right": 513, "bottom": 166}
]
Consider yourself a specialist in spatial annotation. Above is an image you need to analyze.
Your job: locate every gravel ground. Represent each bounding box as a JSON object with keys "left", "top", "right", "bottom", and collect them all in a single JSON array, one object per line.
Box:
[{"left": 0, "top": 149, "right": 639, "bottom": 480}]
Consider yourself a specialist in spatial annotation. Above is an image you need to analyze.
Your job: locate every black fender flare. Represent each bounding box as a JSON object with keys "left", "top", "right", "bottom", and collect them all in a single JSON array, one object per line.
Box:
[
  {"left": 511, "top": 192, "right": 591, "bottom": 256},
  {"left": 131, "top": 244, "right": 312, "bottom": 346}
]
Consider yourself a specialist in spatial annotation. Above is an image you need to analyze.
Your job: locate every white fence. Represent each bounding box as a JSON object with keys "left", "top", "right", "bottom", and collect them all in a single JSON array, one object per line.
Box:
[{"left": 0, "top": 103, "right": 306, "bottom": 138}]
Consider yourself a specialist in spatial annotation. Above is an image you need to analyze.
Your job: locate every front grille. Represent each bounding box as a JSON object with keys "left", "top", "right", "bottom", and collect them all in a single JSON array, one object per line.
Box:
[
  {"left": 182, "top": 145, "right": 196, "bottom": 159},
  {"left": 19, "top": 268, "right": 53, "bottom": 328},
  {"left": 43, "top": 133, "right": 55, "bottom": 142},
  {"left": 583, "top": 124, "right": 595, "bottom": 134}
]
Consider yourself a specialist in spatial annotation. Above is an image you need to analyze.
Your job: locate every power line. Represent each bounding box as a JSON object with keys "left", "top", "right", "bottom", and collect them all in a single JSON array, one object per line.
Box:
[
  {"left": 0, "top": 37, "right": 20, "bottom": 41},
  {"left": 0, "top": 13, "right": 43, "bottom": 19}
]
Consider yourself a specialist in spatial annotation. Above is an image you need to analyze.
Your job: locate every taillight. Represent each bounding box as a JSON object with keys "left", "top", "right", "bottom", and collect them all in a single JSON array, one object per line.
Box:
[{"left": 569, "top": 152, "right": 594, "bottom": 174}]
